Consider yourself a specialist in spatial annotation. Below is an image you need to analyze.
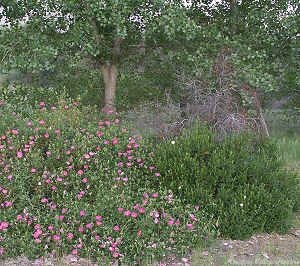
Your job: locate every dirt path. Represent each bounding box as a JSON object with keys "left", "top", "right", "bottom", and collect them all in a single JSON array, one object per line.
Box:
[{"left": 192, "top": 231, "right": 300, "bottom": 265}]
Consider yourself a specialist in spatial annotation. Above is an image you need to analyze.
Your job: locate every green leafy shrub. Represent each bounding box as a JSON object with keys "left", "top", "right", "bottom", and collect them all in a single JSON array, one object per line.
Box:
[
  {"left": 0, "top": 101, "right": 214, "bottom": 264},
  {"left": 153, "top": 124, "right": 299, "bottom": 239},
  {"left": 1, "top": 85, "right": 65, "bottom": 106}
]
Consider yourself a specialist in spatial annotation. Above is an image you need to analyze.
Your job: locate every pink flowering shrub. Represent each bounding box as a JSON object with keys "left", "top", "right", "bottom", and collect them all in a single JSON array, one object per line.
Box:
[{"left": 0, "top": 100, "right": 214, "bottom": 264}]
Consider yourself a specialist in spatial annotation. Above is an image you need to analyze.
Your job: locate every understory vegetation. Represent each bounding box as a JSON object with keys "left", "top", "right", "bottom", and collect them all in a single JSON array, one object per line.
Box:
[
  {"left": 0, "top": 91, "right": 299, "bottom": 264},
  {"left": 0, "top": 1, "right": 299, "bottom": 264}
]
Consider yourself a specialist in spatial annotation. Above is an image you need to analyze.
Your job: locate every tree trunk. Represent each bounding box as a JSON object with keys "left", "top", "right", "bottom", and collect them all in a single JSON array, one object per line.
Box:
[
  {"left": 230, "top": 0, "right": 239, "bottom": 35},
  {"left": 100, "top": 62, "right": 117, "bottom": 114}
]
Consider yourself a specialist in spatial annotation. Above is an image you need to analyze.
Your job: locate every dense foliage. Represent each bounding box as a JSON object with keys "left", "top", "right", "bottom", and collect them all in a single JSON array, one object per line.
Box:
[
  {"left": 0, "top": 99, "right": 216, "bottom": 263},
  {"left": 0, "top": 0, "right": 299, "bottom": 263},
  {"left": 153, "top": 125, "right": 299, "bottom": 239},
  {"left": 1, "top": 1, "right": 299, "bottom": 110}
]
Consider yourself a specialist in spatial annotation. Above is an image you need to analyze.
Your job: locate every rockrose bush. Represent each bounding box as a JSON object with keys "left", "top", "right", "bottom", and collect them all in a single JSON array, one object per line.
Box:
[{"left": 0, "top": 99, "right": 214, "bottom": 264}]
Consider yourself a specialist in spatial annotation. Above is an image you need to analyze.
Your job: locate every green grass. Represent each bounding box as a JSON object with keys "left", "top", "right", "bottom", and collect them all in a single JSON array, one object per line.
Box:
[{"left": 276, "top": 134, "right": 300, "bottom": 173}]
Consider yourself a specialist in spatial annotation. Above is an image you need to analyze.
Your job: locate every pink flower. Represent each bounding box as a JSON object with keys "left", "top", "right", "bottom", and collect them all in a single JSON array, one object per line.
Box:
[
  {"left": 81, "top": 177, "right": 88, "bottom": 183},
  {"left": 16, "top": 151, "right": 23, "bottom": 158},
  {"left": 112, "top": 138, "right": 118, "bottom": 145},
  {"left": 3, "top": 201, "right": 12, "bottom": 207},
  {"left": 79, "top": 210, "right": 85, "bottom": 217},
  {"left": 137, "top": 230, "right": 142, "bottom": 237},
  {"left": 38, "top": 120, "right": 45, "bottom": 126},
  {"left": 123, "top": 210, "right": 131, "bottom": 217},
  {"left": 112, "top": 252, "right": 119, "bottom": 258},
  {"left": 133, "top": 203, "right": 140, "bottom": 210},
  {"left": 186, "top": 223, "right": 194, "bottom": 230},
  {"left": 167, "top": 219, "right": 174, "bottom": 226},
  {"left": 96, "top": 221, "right": 103, "bottom": 226},
  {"left": 31, "top": 168, "right": 37, "bottom": 173},
  {"left": 153, "top": 211, "right": 159, "bottom": 218},
  {"left": 0, "top": 247, "right": 5, "bottom": 256},
  {"left": 189, "top": 213, "right": 198, "bottom": 221},
  {"left": 95, "top": 215, "right": 102, "bottom": 221},
  {"left": 39, "top": 102, "right": 45, "bottom": 107},
  {"left": 94, "top": 235, "right": 100, "bottom": 240},
  {"left": 96, "top": 131, "right": 103, "bottom": 137},
  {"left": 57, "top": 215, "right": 64, "bottom": 221},
  {"left": 53, "top": 235, "right": 60, "bottom": 241},
  {"left": 11, "top": 129, "right": 19, "bottom": 135},
  {"left": 48, "top": 225, "right": 54, "bottom": 231},
  {"left": 86, "top": 223, "right": 93, "bottom": 229},
  {"left": 139, "top": 207, "right": 146, "bottom": 213},
  {"left": 0, "top": 221, "right": 9, "bottom": 230},
  {"left": 16, "top": 215, "right": 22, "bottom": 221},
  {"left": 67, "top": 233, "right": 74, "bottom": 240},
  {"left": 152, "top": 192, "right": 159, "bottom": 198},
  {"left": 131, "top": 212, "right": 138, "bottom": 218},
  {"left": 62, "top": 170, "right": 68, "bottom": 176},
  {"left": 61, "top": 208, "right": 68, "bottom": 214},
  {"left": 71, "top": 249, "right": 78, "bottom": 255},
  {"left": 78, "top": 226, "right": 84, "bottom": 233},
  {"left": 83, "top": 153, "right": 90, "bottom": 159},
  {"left": 155, "top": 172, "right": 161, "bottom": 177},
  {"left": 41, "top": 198, "right": 48, "bottom": 203},
  {"left": 33, "top": 229, "right": 42, "bottom": 239},
  {"left": 77, "top": 169, "right": 84, "bottom": 175},
  {"left": 113, "top": 225, "right": 120, "bottom": 232}
]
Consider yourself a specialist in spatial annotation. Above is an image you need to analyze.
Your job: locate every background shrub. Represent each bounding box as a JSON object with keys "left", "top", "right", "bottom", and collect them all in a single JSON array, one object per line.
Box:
[{"left": 153, "top": 124, "right": 299, "bottom": 239}]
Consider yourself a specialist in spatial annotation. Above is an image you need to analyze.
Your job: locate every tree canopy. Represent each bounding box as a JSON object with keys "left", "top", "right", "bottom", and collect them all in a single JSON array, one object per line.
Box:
[{"left": 0, "top": 0, "right": 299, "bottom": 110}]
